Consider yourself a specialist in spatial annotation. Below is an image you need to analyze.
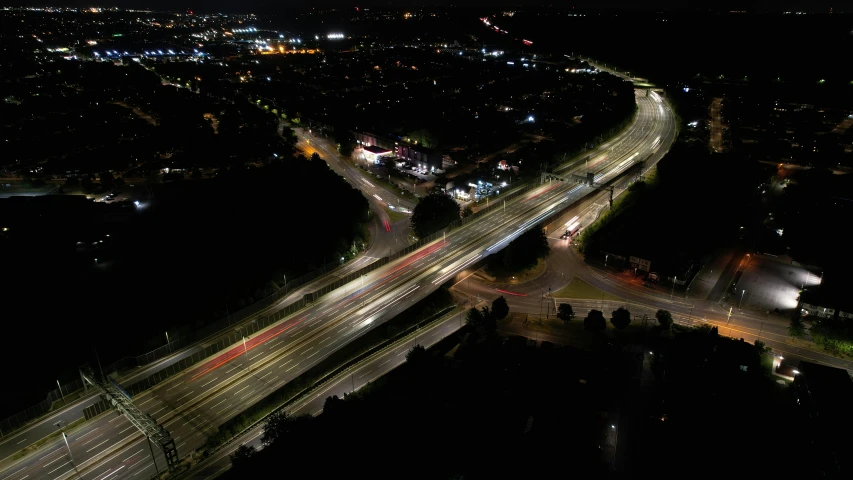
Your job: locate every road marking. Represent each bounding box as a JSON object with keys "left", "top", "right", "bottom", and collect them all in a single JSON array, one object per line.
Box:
[
  {"left": 132, "top": 464, "right": 152, "bottom": 476},
  {"left": 43, "top": 455, "right": 67, "bottom": 467},
  {"left": 300, "top": 347, "right": 313, "bottom": 356},
  {"left": 122, "top": 449, "right": 144, "bottom": 463},
  {"left": 47, "top": 461, "right": 70, "bottom": 475},
  {"left": 286, "top": 362, "right": 300, "bottom": 372},
  {"left": 200, "top": 378, "right": 217, "bottom": 388},
  {"left": 119, "top": 425, "right": 135, "bottom": 434},
  {"left": 81, "top": 434, "right": 103, "bottom": 446},
  {"left": 76, "top": 427, "right": 100, "bottom": 440},
  {"left": 138, "top": 397, "right": 154, "bottom": 407},
  {"left": 378, "top": 359, "right": 392, "bottom": 367},
  {"left": 358, "top": 370, "right": 373, "bottom": 379},
  {"left": 225, "top": 366, "right": 238, "bottom": 374},
  {"left": 280, "top": 359, "right": 293, "bottom": 368},
  {"left": 151, "top": 405, "right": 169, "bottom": 416},
  {"left": 108, "top": 415, "right": 124, "bottom": 423},
  {"left": 86, "top": 438, "right": 110, "bottom": 452},
  {"left": 234, "top": 384, "right": 251, "bottom": 395},
  {"left": 15, "top": 438, "right": 27, "bottom": 445},
  {"left": 166, "top": 381, "right": 184, "bottom": 391},
  {"left": 318, "top": 336, "right": 330, "bottom": 345},
  {"left": 260, "top": 371, "right": 274, "bottom": 379},
  {"left": 175, "top": 391, "right": 195, "bottom": 402},
  {"left": 210, "top": 398, "right": 227, "bottom": 409}
]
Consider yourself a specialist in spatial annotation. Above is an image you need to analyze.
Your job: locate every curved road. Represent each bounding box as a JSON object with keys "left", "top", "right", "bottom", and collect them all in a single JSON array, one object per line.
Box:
[{"left": 0, "top": 87, "right": 673, "bottom": 480}]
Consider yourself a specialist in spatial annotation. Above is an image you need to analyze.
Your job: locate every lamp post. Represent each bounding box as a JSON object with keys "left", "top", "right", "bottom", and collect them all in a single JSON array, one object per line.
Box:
[
  {"left": 165, "top": 331, "right": 171, "bottom": 354},
  {"left": 235, "top": 328, "right": 249, "bottom": 372},
  {"left": 740, "top": 289, "right": 746, "bottom": 309},
  {"left": 54, "top": 421, "right": 73, "bottom": 462},
  {"left": 57, "top": 380, "right": 65, "bottom": 404},
  {"left": 670, "top": 276, "right": 677, "bottom": 301}
]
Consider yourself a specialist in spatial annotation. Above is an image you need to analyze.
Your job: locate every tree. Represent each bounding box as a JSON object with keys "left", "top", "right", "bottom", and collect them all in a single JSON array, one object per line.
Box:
[
  {"left": 610, "top": 307, "right": 631, "bottom": 330},
  {"left": 789, "top": 315, "right": 806, "bottom": 338},
  {"left": 323, "top": 395, "right": 345, "bottom": 418},
  {"left": 656, "top": 309, "right": 673, "bottom": 329},
  {"left": 584, "top": 309, "right": 606, "bottom": 332},
  {"left": 557, "top": 303, "right": 574, "bottom": 324},
  {"left": 411, "top": 193, "right": 460, "bottom": 238},
  {"left": 466, "top": 307, "right": 484, "bottom": 327},
  {"left": 491, "top": 296, "right": 510, "bottom": 321},
  {"left": 501, "top": 228, "right": 550, "bottom": 272},
  {"left": 406, "top": 344, "right": 428, "bottom": 365},
  {"left": 99, "top": 171, "right": 115, "bottom": 189},
  {"left": 466, "top": 306, "right": 496, "bottom": 340},
  {"left": 310, "top": 152, "right": 322, "bottom": 162},
  {"left": 261, "top": 409, "right": 289, "bottom": 446},
  {"left": 230, "top": 444, "right": 255, "bottom": 469}
]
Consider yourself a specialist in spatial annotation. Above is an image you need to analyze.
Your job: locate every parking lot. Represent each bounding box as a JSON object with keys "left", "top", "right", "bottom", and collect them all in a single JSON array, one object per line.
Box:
[{"left": 734, "top": 254, "right": 822, "bottom": 315}]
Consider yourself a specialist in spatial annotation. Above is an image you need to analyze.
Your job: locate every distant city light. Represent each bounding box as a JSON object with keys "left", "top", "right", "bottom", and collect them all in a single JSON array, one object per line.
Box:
[
  {"left": 683, "top": 87, "right": 690, "bottom": 92},
  {"left": 527, "top": 115, "right": 535, "bottom": 122},
  {"left": 327, "top": 33, "right": 345, "bottom": 40}
]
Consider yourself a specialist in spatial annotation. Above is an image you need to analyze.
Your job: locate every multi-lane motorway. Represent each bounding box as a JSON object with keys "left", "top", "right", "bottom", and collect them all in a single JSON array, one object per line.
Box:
[{"left": 0, "top": 88, "right": 674, "bottom": 480}]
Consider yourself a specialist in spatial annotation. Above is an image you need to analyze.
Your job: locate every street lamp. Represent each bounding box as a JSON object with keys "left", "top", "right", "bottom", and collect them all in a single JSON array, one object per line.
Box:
[
  {"left": 54, "top": 421, "right": 73, "bottom": 461},
  {"left": 165, "top": 331, "right": 171, "bottom": 354},
  {"left": 670, "top": 276, "right": 677, "bottom": 301},
  {"left": 235, "top": 328, "right": 249, "bottom": 372},
  {"left": 740, "top": 289, "right": 746, "bottom": 309}
]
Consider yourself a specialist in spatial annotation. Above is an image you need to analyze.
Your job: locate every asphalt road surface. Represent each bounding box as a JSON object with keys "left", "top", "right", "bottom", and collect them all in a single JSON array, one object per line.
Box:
[{"left": 0, "top": 88, "right": 674, "bottom": 480}]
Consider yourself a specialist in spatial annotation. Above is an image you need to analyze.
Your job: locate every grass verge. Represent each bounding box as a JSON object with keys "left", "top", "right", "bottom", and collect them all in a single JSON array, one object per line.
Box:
[
  {"left": 550, "top": 276, "right": 623, "bottom": 301},
  {"left": 383, "top": 205, "right": 408, "bottom": 223}
]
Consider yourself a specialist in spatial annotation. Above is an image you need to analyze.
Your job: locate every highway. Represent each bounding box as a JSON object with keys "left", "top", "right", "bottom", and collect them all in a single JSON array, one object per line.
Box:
[
  {"left": 0, "top": 88, "right": 674, "bottom": 480},
  {"left": 0, "top": 124, "right": 418, "bottom": 465}
]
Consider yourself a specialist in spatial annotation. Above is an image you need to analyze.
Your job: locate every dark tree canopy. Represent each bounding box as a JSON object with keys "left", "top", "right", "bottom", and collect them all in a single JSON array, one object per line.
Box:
[
  {"left": 610, "top": 307, "right": 632, "bottom": 330},
  {"left": 406, "top": 344, "right": 428, "bottom": 365},
  {"left": 557, "top": 303, "right": 575, "bottom": 323},
  {"left": 491, "top": 296, "right": 510, "bottom": 322},
  {"left": 584, "top": 309, "right": 606, "bottom": 332},
  {"left": 230, "top": 444, "right": 256, "bottom": 469},
  {"left": 501, "top": 228, "right": 550, "bottom": 272},
  {"left": 466, "top": 306, "right": 496, "bottom": 341},
  {"left": 656, "top": 309, "right": 674, "bottom": 329},
  {"left": 410, "top": 193, "right": 460, "bottom": 238}
]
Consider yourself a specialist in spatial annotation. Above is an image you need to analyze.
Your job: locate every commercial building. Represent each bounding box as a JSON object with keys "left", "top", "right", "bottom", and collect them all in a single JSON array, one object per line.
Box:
[{"left": 361, "top": 145, "right": 393, "bottom": 164}]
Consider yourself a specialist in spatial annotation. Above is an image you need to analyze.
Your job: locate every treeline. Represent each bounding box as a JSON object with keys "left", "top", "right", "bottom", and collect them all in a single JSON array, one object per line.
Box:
[
  {"left": 579, "top": 142, "right": 766, "bottom": 276},
  {"left": 1, "top": 158, "right": 368, "bottom": 412}
]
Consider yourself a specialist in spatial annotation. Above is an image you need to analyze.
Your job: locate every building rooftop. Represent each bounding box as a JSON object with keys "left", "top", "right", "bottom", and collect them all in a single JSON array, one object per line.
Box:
[{"left": 363, "top": 145, "right": 391, "bottom": 154}]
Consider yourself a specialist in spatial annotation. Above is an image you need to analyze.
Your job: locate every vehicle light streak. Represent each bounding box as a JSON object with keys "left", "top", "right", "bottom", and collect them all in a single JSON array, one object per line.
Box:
[
  {"left": 495, "top": 288, "right": 526, "bottom": 297},
  {"left": 432, "top": 255, "right": 481, "bottom": 285}
]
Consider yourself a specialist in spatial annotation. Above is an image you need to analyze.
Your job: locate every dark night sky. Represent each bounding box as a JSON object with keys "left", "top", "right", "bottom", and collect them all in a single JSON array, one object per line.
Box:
[{"left": 13, "top": 1, "right": 847, "bottom": 14}]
